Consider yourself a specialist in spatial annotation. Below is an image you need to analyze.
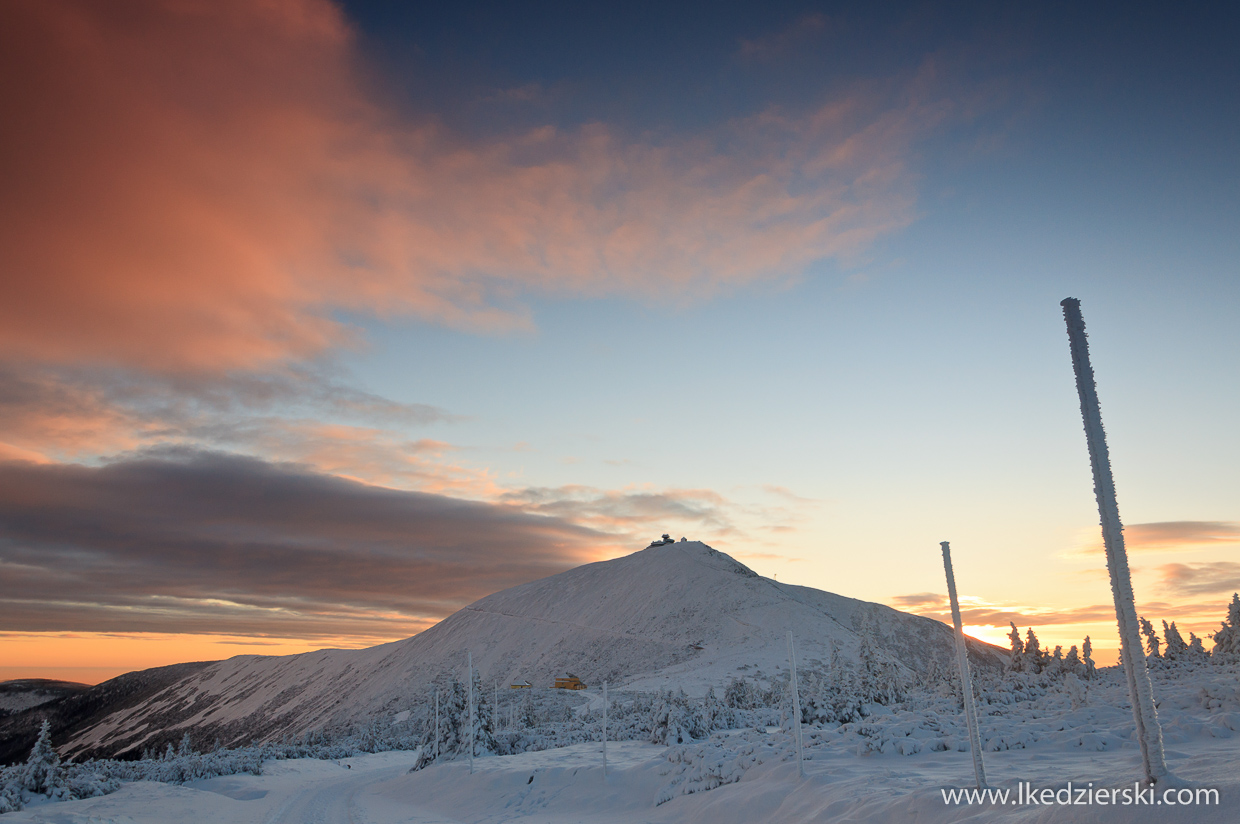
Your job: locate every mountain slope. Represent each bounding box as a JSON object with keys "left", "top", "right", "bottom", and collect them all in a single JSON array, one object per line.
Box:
[{"left": 47, "top": 541, "right": 1002, "bottom": 759}]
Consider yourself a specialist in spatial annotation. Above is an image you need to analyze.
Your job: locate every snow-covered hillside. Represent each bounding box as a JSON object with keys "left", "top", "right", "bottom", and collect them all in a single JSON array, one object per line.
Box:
[
  {"left": 55, "top": 541, "right": 1002, "bottom": 759},
  {"left": 0, "top": 682, "right": 88, "bottom": 716}
]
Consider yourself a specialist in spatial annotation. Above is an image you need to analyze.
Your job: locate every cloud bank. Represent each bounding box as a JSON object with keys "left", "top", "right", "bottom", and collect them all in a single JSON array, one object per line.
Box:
[{"left": 0, "top": 450, "right": 612, "bottom": 640}]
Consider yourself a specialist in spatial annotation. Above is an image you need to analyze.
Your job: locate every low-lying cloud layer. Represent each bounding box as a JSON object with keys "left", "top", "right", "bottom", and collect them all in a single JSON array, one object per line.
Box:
[
  {"left": 1159, "top": 562, "right": 1240, "bottom": 596},
  {"left": 889, "top": 593, "right": 1117, "bottom": 629},
  {"left": 0, "top": 450, "right": 613, "bottom": 641}
]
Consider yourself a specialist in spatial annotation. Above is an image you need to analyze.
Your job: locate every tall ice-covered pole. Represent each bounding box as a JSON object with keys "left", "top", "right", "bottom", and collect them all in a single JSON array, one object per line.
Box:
[
  {"left": 1060, "top": 297, "right": 1167, "bottom": 784},
  {"left": 467, "top": 651, "right": 475, "bottom": 775},
  {"left": 940, "top": 541, "right": 986, "bottom": 789},
  {"left": 786, "top": 631, "right": 805, "bottom": 778}
]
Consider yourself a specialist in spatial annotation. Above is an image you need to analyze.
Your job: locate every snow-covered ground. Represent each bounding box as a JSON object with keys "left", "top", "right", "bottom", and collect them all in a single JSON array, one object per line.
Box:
[{"left": 7, "top": 664, "right": 1237, "bottom": 823}]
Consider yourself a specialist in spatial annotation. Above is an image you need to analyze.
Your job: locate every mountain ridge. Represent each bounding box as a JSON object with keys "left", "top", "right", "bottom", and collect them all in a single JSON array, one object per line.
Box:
[{"left": 8, "top": 541, "right": 1004, "bottom": 761}]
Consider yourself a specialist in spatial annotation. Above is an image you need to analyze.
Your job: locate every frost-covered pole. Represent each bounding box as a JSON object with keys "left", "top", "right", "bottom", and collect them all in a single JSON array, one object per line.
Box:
[
  {"left": 786, "top": 631, "right": 805, "bottom": 778},
  {"left": 434, "top": 689, "right": 440, "bottom": 761},
  {"left": 467, "top": 651, "right": 475, "bottom": 774},
  {"left": 1061, "top": 297, "right": 1168, "bottom": 784},
  {"left": 494, "top": 682, "right": 499, "bottom": 732},
  {"left": 602, "top": 681, "right": 609, "bottom": 779},
  {"left": 940, "top": 541, "right": 986, "bottom": 789}
]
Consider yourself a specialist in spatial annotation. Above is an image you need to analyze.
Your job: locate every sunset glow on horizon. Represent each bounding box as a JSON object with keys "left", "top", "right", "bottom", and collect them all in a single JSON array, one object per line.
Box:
[{"left": 2, "top": 0, "right": 1237, "bottom": 684}]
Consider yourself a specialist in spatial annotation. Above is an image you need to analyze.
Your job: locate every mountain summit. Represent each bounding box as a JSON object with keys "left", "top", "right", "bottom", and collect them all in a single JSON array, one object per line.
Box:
[{"left": 38, "top": 541, "right": 1001, "bottom": 759}]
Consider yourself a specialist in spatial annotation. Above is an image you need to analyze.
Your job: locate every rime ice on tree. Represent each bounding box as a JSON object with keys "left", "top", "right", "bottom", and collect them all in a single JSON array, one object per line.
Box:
[{"left": 1060, "top": 297, "right": 1168, "bottom": 784}]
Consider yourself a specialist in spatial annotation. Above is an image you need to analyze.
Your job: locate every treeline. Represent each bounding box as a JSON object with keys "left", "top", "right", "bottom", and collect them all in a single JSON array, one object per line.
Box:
[{"left": 1004, "top": 591, "right": 1240, "bottom": 678}]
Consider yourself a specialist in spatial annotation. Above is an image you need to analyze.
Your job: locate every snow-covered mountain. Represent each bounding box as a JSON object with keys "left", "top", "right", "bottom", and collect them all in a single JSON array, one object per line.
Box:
[{"left": 49, "top": 541, "right": 1003, "bottom": 759}]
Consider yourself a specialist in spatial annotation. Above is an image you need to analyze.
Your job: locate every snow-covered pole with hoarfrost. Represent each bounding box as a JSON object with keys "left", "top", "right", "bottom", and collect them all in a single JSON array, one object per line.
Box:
[
  {"left": 467, "top": 651, "right": 475, "bottom": 775},
  {"left": 602, "top": 681, "right": 609, "bottom": 779},
  {"left": 1060, "top": 297, "right": 1168, "bottom": 785},
  {"left": 940, "top": 541, "right": 986, "bottom": 789},
  {"left": 434, "top": 690, "right": 440, "bottom": 761},
  {"left": 786, "top": 631, "right": 805, "bottom": 778}
]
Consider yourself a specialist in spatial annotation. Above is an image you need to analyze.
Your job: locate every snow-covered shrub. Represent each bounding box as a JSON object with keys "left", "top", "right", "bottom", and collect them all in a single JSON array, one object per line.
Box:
[
  {"left": 655, "top": 730, "right": 787, "bottom": 805},
  {"left": 648, "top": 689, "right": 706, "bottom": 745},
  {"left": 723, "top": 677, "right": 761, "bottom": 710}
]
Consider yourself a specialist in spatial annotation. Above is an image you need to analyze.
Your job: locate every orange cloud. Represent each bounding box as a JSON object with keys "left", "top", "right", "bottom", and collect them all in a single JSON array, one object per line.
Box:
[
  {"left": 1, "top": 0, "right": 942, "bottom": 375},
  {"left": 1064, "top": 521, "right": 1240, "bottom": 557},
  {"left": 1158, "top": 562, "right": 1240, "bottom": 596},
  {"left": 1125, "top": 521, "right": 1240, "bottom": 550}
]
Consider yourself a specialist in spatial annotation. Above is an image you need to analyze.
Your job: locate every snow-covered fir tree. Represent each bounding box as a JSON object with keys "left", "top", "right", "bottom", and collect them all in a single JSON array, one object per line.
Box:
[
  {"left": 413, "top": 675, "right": 468, "bottom": 769},
  {"left": 1212, "top": 592, "right": 1240, "bottom": 658},
  {"left": 1049, "top": 645, "right": 1064, "bottom": 675},
  {"left": 1007, "top": 622, "right": 1025, "bottom": 672},
  {"left": 21, "top": 720, "right": 61, "bottom": 797},
  {"left": 1139, "top": 617, "right": 1161, "bottom": 658},
  {"left": 1023, "top": 627, "right": 1045, "bottom": 673},
  {"left": 648, "top": 688, "right": 705, "bottom": 745},
  {"left": 1063, "top": 644, "right": 1082, "bottom": 675},
  {"left": 1082, "top": 635, "right": 1096, "bottom": 678},
  {"left": 1162, "top": 620, "right": 1188, "bottom": 660},
  {"left": 1188, "top": 632, "right": 1207, "bottom": 659}
]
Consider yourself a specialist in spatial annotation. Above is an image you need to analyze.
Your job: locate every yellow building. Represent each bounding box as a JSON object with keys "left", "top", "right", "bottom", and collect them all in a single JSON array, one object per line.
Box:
[{"left": 553, "top": 673, "right": 586, "bottom": 690}]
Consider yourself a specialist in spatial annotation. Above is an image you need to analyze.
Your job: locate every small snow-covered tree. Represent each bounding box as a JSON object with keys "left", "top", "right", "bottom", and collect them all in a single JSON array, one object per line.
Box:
[
  {"left": 1023, "top": 628, "right": 1044, "bottom": 673},
  {"left": 1161, "top": 621, "right": 1188, "bottom": 660},
  {"left": 22, "top": 720, "right": 61, "bottom": 797},
  {"left": 1064, "top": 645, "right": 1083, "bottom": 676},
  {"left": 1139, "top": 617, "right": 1161, "bottom": 658},
  {"left": 1081, "top": 636, "right": 1096, "bottom": 679},
  {"left": 1007, "top": 623, "right": 1025, "bottom": 672},
  {"left": 413, "top": 675, "right": 468, "bottom": 769},
  {"left": 648, "top": 689, "right": 703, "bottom": 745},
  {"left": 701, "top": 685, "right": 734, "bottom": 732},
  {"left": 1212, "top": 593, "right": 1240, "bottom": 658},
  {"left": 1188, "top": 632, "right": 1207, "bottom": 660},
  {"left": 1049, "top": 645, "right": 1065, "bottom": 675}
]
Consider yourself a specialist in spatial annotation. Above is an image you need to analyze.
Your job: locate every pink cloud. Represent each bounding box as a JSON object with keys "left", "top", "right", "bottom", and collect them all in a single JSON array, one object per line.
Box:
[{"left": 1, "top": 0, "right": 941, "bottom": 374}]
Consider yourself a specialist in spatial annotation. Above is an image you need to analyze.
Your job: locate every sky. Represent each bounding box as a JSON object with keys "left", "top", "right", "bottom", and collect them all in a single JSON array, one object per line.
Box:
[{"left": 1, "top": 0, "right": 1237, "bottom": 684}]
